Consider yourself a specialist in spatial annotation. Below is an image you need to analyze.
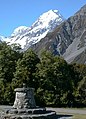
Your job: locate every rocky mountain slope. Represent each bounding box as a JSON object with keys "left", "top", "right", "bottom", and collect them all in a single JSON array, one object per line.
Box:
[
  {"left": 31, "top": 4, "right": 86, "bottom": 64},
  {"left": 2, "top": 10, "right": 64, "bottom": 51}
]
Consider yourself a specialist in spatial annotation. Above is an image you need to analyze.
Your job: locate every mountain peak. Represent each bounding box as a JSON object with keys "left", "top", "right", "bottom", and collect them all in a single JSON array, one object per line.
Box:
[
  {"left": 11, "top": 26, "right": 29, "bottom": 36},
  {"left": 32, "top": 9, "right": 64, "bottom": 30},
  {"left": 53, "top": 10, "right": 59, "bottom": 13},
  {"left": 38, "top": 9, "right": 62, "bottom": 21},
  {"left": 2, "top": 9, "right": 64, "bottom": 50},
  {"left": 47, "top": 9, "right": 59, "bottom": 14},
  {"left": 44, "top": 9, "right": 59, "bottom": 14}
]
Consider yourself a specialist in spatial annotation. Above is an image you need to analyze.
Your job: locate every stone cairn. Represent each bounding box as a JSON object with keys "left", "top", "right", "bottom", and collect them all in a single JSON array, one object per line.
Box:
[{"left": 2, "top": 84, "right": 56, "bottom": 119}]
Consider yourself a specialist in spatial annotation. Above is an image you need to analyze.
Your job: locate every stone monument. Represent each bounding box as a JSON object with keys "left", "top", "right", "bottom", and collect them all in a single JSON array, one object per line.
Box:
[
  {"left": 13, "top": 83, "right": 36, "bottom": 109},
  {"left": 2, "top": 84, "right": 56, "bottom": 119}
]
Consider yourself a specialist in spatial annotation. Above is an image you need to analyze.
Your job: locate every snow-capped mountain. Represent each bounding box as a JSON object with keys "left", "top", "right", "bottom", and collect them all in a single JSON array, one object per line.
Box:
[
  {"left": 4, "top": 9, "right": 64, "bottom": 50},
  {"left": 0, "top": 36, "right": 5, "bottom": 41},
  {"left": 1, "top": 5, "right": 86, "bottom": 64},
  {"left": 31, "top": 4, "right": 86, "bottom": 64}
]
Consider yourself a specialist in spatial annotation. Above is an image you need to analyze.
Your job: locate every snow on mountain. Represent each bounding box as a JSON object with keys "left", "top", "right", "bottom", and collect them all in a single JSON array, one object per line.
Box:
[
  {"left": 11, "top": 26, "right": 29, "bottom": 36},
  {"left": 30, "top": 5, "right": 86, "bottom": 64},
  {"left": 3, "top": 9, "right": 64, "bottom": 50},
  {"left": 0, "top": 36, "right": 5, "bottom": 41}
]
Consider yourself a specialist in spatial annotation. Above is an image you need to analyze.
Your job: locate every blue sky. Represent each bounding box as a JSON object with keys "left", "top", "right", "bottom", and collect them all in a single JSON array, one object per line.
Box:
[{"left": 0, "top": 0, "right": 86, "bottom": 36}]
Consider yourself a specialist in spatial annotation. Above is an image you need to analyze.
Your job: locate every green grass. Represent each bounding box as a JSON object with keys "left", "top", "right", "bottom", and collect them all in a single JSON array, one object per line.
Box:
[
  {"left": 72, "top": 114, "right": 86, "bottom": 119},
  {"left": 57, "top": 113, "right": 86, "bottom": 119},
  {"left": 55, "top": 108, "right": 86, "bottom": 119}
]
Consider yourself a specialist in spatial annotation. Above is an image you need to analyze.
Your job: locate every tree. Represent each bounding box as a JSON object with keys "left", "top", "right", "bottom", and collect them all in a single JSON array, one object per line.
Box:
[
  {"left": 13, "top": 49, "right": 40, "bottom": 88},
  {"left": 77, "top": 76, "right": 86, "bottom": 106},
  {"left": 36, "top": 50, "right": 74, "bottom": 106},
  {"left": 0, "top": 42, "right": 21, "bottom": 82}
]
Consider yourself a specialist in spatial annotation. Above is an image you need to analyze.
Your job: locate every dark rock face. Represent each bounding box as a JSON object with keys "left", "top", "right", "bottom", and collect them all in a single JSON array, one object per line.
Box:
[{"left": 31, "top": 4, "right": 86, "bottom": 64}]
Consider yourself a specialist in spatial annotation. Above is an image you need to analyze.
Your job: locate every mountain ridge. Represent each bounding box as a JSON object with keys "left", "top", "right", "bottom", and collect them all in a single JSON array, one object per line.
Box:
[
  {"left": 2, "top": 9, "right": 64, "bottom": 51},
  {"left": 31, "top": 4, "right": 86, "bottom": 64}
]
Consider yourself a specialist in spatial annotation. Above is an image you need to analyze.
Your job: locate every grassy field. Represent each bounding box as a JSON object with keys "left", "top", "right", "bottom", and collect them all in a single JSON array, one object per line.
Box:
[
  {"left": 56, "top": 111, "right": 86, "bottom": 119},
  {"left": 56, "top": 112, "right": 86, "bottom": 119},
  {"left": 72, "top": 114, "right": 86, "bottom": 119}
]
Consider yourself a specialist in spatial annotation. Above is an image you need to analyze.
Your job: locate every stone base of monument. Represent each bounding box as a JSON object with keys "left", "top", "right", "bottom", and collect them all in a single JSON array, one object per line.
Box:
[
  {"left": 2, "top": 84, "right": 56, "bottom": 119},
  {"left": 2, "top": 107, "right": 56, "bottom": 119}
]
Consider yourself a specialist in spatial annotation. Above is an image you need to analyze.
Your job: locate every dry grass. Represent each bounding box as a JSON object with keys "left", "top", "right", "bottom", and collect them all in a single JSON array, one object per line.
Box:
[{"left": 72, "top": 114, "right": 86, "bottom": 119}]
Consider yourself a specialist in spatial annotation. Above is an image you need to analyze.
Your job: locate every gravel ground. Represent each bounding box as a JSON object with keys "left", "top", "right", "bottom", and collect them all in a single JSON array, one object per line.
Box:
[{"left": 0, "top": 106, "right": 86, "bottom": 119}]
